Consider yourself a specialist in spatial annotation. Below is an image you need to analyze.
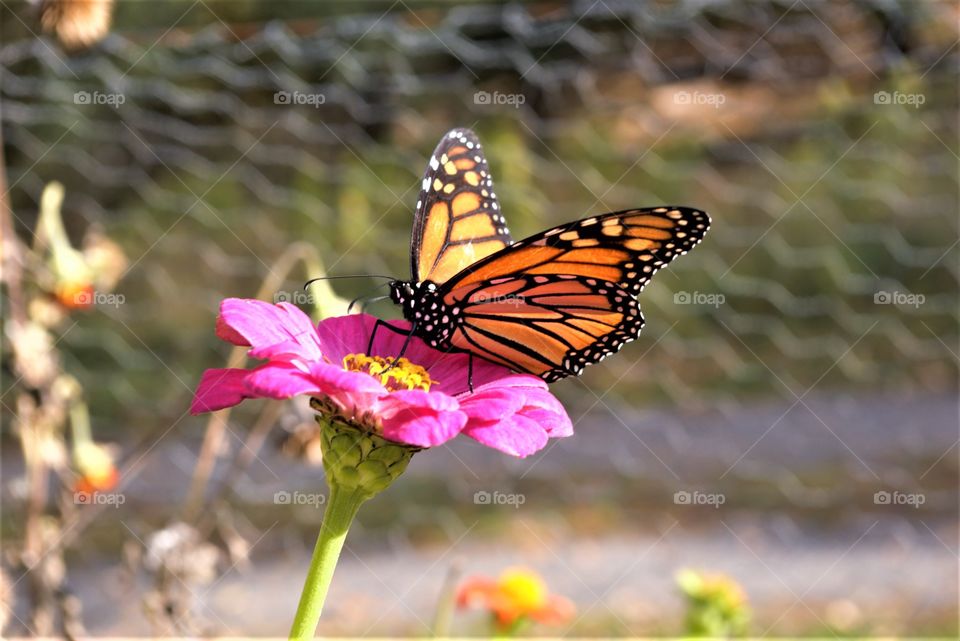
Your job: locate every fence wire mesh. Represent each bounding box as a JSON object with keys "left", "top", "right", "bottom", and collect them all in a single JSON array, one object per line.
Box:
[{"left": 1, "top": 0, "right": 957, "bottom": 637}]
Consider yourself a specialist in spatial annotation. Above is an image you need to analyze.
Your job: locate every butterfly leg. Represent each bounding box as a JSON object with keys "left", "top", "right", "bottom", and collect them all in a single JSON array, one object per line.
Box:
[
  {"left": 390, "top": 323, "right": 417, "bottom": 364},
  {"left": 469, "top": 353, "right": 476, "bottom": 393},
  {"left": 366, "top": 318, "right": 416, "bottom": 353},
  {"left": 367, "top": 319, "right": 419, "bottom": 375},
  {"left": 366, "top": 318, "right": 388, "bottom": 355}
]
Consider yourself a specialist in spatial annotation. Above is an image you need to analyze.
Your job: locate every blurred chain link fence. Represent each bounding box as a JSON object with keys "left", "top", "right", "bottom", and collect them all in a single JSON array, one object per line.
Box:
[
  {"left": 2, "top": 0, "right": 956, "bottom": 425},
  {"left": 1, "top": 0, "right": 957, "bottom": 634}
]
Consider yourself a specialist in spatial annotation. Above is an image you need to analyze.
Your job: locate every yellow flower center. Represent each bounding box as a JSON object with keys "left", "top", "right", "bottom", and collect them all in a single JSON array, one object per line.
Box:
[
  {"left": 498, "top": 568, "right": 548, "bottom": 612},
  {"left": 342, "top": 353, "right": 435, "bottom": 392}
]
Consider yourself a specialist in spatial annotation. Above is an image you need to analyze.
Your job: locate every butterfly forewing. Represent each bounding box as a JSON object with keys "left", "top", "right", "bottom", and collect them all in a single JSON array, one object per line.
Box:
[
  {"left": 447, "top": 207, "right": 710, "bottom": 295},
  {"left": 410, "top": 128, "right": 513, "bottom": 284}
]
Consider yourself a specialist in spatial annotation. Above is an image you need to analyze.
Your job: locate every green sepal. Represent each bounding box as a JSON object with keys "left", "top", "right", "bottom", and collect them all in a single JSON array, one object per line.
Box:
[{"left": 315, "top": 404, "right": 419, "bottom": 498}]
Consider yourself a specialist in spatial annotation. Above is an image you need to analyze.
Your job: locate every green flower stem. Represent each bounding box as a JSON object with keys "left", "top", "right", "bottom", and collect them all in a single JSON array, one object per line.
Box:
[
  {"left": 287, "top": 408, "right": 419, "bottom": 639},
  {"left": 288, "top": 482, "right": 369, "bottom": 640}
]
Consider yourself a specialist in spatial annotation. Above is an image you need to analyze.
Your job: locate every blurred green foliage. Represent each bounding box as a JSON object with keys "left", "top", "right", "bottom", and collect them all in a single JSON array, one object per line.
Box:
[{"left": 676, "top": 568, "right": 750, "bottom": 637}]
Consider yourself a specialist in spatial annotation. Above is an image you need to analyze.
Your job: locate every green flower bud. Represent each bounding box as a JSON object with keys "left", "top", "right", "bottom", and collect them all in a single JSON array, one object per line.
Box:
[{"left": 316, "top": 412, "right": 419, "bottom": 498}]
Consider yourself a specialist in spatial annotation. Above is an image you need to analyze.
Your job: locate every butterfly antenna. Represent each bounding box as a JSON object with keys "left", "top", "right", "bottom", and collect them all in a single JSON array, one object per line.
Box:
[
  {"left": 348, "top": 282, "right": 390, "bottom": 313},
  {"left": 303, "top": 274, "right": 395, "bottom": 290},
  {"left": 348, "top": 291, "right": 390, "bottom": 313}
]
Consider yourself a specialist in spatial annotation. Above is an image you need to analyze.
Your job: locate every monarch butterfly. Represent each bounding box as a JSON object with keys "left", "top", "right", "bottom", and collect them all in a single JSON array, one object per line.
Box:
[{"left": 385, "top": 128, "right": 710, "bottom": 383}]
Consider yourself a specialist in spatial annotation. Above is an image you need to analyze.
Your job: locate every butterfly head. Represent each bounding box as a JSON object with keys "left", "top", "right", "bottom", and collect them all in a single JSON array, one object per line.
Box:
[{"left": 389, "top": 279, "right": 427, "bottom": 318}]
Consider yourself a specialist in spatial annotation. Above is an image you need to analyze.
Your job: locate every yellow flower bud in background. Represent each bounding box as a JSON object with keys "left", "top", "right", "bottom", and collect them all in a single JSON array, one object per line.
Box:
[{"left": 72, "top": 441, "right": 118, "bottom": 494}]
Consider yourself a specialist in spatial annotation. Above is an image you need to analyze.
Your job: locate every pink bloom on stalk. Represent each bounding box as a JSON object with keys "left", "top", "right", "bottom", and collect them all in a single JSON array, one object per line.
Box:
[{"left": 191, "top": 298, "right": 572, "bottom": 457}]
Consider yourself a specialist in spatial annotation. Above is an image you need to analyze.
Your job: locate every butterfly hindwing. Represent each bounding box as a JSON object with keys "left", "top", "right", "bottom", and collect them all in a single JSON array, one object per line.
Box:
[
  {"left": 445, "top": 274, "right": 645, "bottom": 381},
  {"left": 410, "top": 128, "right": 513, "bottom": 284}
]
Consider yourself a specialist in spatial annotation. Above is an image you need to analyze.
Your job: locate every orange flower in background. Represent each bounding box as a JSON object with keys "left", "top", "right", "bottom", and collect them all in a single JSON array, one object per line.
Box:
[
  {"left": 55, "top": 280, "right": 95, "bottom": 310},
  {"left": 34, "top": 182, "right": 127, "bottom": 314},
  {"left": 39, "top": 0, "right": 114, "bottom": 50},
  {"left": 457, "top": 566, "right": 574, "bottom": 631},
  {"left": 72, "top": 441, "right": 118, "bottom": 495}
]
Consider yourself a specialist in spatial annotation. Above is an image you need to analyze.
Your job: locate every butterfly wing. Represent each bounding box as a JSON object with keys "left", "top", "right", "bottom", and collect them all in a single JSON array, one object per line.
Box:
[
  {"left": 410, "top": 128, "right": 513, "bottom": 284},
  {"left": 438, "top": 206, "right": 711, "bottom": 381}
]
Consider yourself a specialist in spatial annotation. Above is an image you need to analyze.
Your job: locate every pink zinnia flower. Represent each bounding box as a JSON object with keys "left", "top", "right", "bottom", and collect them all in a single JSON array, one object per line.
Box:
[{"left": 191, "top": 298, "right": 572, "bottom": 457}]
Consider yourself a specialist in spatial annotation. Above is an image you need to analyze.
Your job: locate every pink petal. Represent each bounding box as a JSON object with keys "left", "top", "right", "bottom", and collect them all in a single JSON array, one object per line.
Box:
[
  {"left": 243, "top": 362, "right": 324, "bottom": 400},
  {"left": 463, "top": 413, "right": 549, "bottom": 457},
  {"left": 217, "top": 298, "right": 322, "bottom": 361},
  {"left": 377, "top": 390, "right": 466, "bottom": 448},
  {"left": 516, "top": 386, "right": 574, "bottom": 437},
  {"left": 474, "top": 374, "right": 550, "bottom": 392},
  {"left": 314, "top": 313, "right": 423, "bottom": 365},
  {"left": 458, "top": 386, "right": 525, "bottom": 422},
  {"left": 190, "top": 368, "right": 253, "bottom": 414},
  {"left": 313, "top": 313, "right": 516, "bottom": 397},
  {"left": 305, "top": 360, "right": 388, "bottom": 415},
  {"left": 458, "top": 374, "right": 573, "bottom": 455},
  {"left": 215, "top": 315, "right": 248, "bottom": 346},
  {"left": 363, "top": 316, "right": 414, "bottom": 359},
  {"left": 464, "top": 358, "right": 520, "bottom": 391},
  {"left": 420, "top": 352, "right": 515, "bottom": 397},
  {"left": 313, "top": 314, "right": 379, "bottom": 364}
]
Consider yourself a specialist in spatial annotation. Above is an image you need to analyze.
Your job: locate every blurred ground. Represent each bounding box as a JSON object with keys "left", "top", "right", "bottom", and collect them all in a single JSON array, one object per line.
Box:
[{"left": 25, "top": 391, "right": 953, "bottom": 636}]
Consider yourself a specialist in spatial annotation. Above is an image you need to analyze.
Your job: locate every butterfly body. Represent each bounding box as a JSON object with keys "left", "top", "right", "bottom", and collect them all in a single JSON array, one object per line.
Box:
[{"left": 390, "top": 128, "right": 711, "bottom": 383}]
